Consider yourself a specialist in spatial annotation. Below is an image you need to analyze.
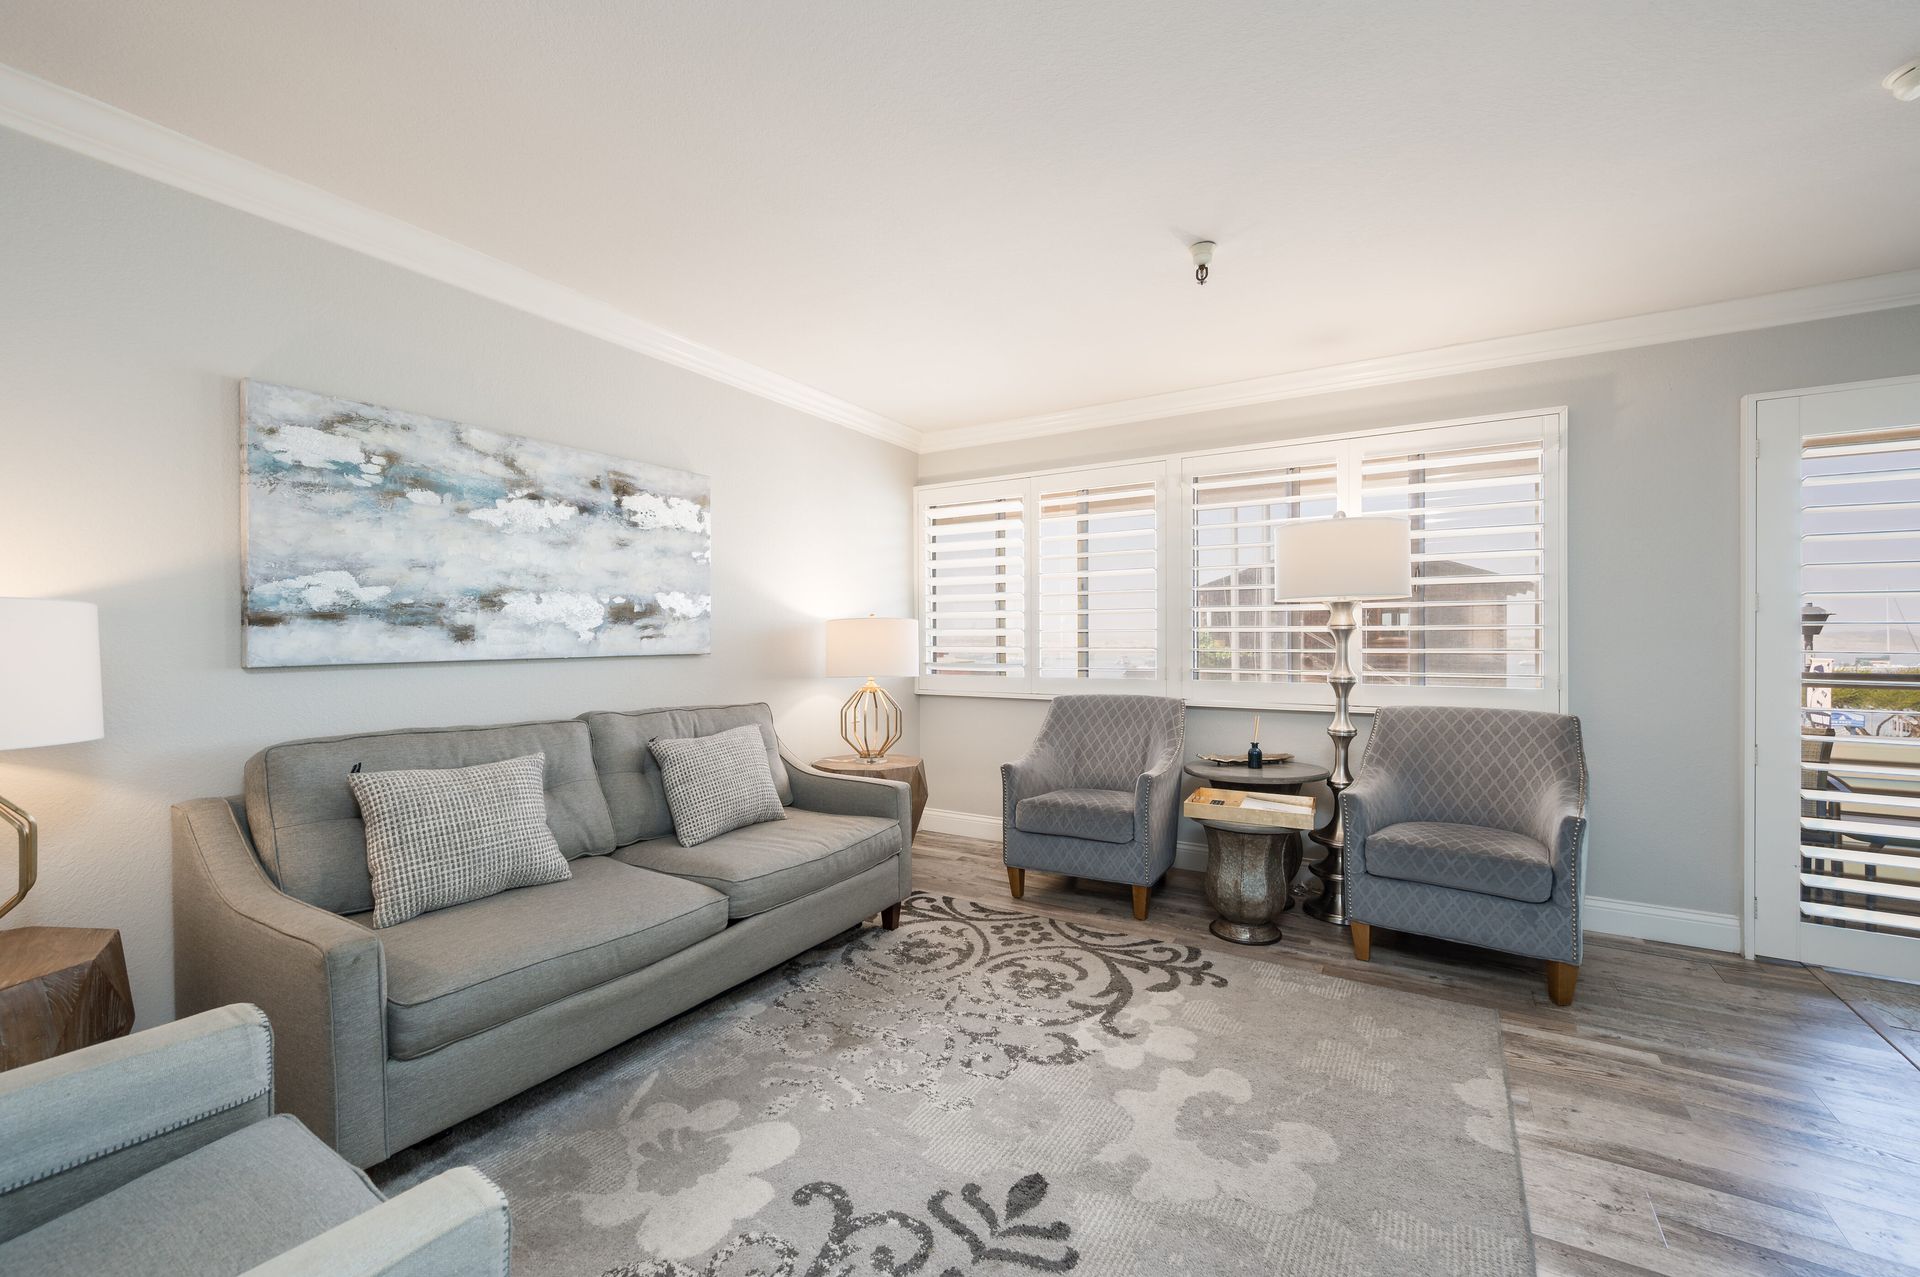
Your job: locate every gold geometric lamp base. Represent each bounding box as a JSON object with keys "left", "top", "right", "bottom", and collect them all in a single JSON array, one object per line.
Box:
[{"left": 839, "top": 680, "right": 904, "bottom": 763}]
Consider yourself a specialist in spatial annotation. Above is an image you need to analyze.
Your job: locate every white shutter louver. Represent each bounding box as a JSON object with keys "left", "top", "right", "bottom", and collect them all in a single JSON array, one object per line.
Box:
[
  {"left": 1359, "top": 435, "right": 1546, "bottom": 690},
  {"left": 922, "top": 491, "right": 1026, "bottom": 680},
  {"left": 1798, "top": 422, "right": 1920, "bottom": 937},
  {"left": 1039, "top": 479, "right": 1159, "bottom": 680}
]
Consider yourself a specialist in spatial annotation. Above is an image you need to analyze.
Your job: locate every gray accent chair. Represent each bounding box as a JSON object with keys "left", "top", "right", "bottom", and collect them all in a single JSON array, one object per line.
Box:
[
  {"left": 1343, "top": 706, "right": 1589, "bottom": 1005},
  {"left": 1001, "top": 695, "right": 1186, "bottom": 920},
  {"left": 173, "top": 703, "right": 912, "bottom": 1166},
  {"left": 0, "top": 1003, "right": 510, "bottom": 1276}
]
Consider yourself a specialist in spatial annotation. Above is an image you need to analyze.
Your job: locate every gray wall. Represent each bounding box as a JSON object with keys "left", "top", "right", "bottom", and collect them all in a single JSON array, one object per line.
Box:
[
  {"left": 917, "top": 305, "right": 1920, "bottom": 919},
  {"left": 0, "top": 130, "right": 917, "bottom": 1025}
]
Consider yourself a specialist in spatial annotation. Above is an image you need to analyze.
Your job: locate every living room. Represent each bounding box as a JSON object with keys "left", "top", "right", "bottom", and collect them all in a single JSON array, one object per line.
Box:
[{"left": 2, "top": 5, "right": 1919, "bottom": 1275}]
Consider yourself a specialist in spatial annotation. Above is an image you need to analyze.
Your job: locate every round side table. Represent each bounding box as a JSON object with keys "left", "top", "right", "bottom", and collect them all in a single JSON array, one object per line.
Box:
[
  {"left": 811, "top": 755, "right": 928, "bottom": 837},
  {"left": 1182, "top": 760, "right": 1330, "bottom": 938}
]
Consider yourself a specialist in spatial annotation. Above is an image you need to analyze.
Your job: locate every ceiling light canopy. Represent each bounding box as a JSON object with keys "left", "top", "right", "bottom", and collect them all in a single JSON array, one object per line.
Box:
[{"left": 1887, "top": 60, "right": 1920, "bottom": 101}]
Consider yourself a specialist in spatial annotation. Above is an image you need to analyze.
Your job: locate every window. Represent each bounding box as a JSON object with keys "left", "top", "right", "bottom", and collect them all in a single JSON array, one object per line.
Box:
[
  {"left": 1038, "top": 471, "right": 1160, "bottom": 682},
  {"left": 920, "top": 486, "right": 1025, "bottom": 682},
  {"left": 915, "top": 408, "right": 1565, "bottom": 710},
  {"left": 1359, "top": 431, "right": 1547, "bottom": 692}
]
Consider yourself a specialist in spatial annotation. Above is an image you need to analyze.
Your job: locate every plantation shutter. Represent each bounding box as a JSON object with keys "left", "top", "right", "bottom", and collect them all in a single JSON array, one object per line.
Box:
[
  {"left": 921, "top": 490, "right": 1026, "bottom": 680},
  {"left": 1037, "top": 476, "right": 1159, "bottom": 681},
  {"left": 1187, "top": 452, "right": 1340, "bottom": 683},
  {"left": 1358, "top": 430, "right": 1547, "bottom": 690},
  {"left": 1799, "top": 421, "right": 1920, "bottom": 937}
]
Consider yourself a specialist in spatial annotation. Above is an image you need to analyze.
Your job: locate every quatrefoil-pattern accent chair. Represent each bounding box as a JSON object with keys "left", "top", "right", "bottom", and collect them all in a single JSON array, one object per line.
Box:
[
  {"left": 1344, "top": 705, "right": 1589, "bottom": 1006},
  {"left": 1001, "top": 695, "right": 1186, "bottom": 921}
]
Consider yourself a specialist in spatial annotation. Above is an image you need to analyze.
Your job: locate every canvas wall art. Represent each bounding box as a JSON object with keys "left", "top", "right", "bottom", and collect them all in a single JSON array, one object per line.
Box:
[{"left": 241, "top": 381, "right": 711, "bottom": 667}]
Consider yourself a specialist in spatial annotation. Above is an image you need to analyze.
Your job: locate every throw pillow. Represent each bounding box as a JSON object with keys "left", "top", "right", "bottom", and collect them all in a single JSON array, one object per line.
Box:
[
  {"left": 348, "top": 753, "right": 572, "bottom": 928},
  {"left": 648, "top": 724, "right": 786, "bottom": 846}
]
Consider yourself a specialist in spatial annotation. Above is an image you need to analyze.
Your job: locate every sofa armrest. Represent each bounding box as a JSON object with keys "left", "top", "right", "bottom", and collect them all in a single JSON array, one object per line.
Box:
[
  {"left": 1340, "top": 771, "right": 1411, "bottom": 881},
  {"left": 0, "top": 1004, "right": 273, "bottom": 1242},
  {"left": 171, "top": 798, "right": 390, "bottom": 1166},
  {"left": 784, "top": 757, "right": 913, "bottom": 903},
  {"left": 243, "top": 1168, "right": 511, "bottom": 1277}
]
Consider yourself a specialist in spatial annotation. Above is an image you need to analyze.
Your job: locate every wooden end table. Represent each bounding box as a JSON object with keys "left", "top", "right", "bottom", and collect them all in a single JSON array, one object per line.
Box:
[
  {"left": 811, "top": 755, "right": 928, "bottom": 837},
  {"left": 0, "top": 927, "right": 135, "bottom": 1070}
]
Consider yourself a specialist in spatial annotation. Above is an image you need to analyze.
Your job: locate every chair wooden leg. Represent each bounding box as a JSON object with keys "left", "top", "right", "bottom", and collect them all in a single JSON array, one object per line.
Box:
[
  {"left": 1131, "top": 884, "right": 1150, "bottom": 921},
  {"left": 1007, "top": 867, "right": 1025, "bottom": 899},
  {"left": 880, "top": 903, "right": 902, "bottom": 931},
  {"left": 1545, "top": 960, "right": 1578, "bottom": 1007},
  {"left": 1349, "top": 921, "right": 1372, "bottom": 962}
]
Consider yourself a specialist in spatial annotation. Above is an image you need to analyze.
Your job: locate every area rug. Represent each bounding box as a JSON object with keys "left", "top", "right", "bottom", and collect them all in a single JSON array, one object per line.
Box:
[{"left": 375, "top": 893, "right": 1534, "bottom": 1276}]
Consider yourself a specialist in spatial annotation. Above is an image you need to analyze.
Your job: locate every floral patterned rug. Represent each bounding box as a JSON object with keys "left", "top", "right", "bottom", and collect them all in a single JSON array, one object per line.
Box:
[{"left": 375, "top": 893, "right": 1533, "bottom": 1276}]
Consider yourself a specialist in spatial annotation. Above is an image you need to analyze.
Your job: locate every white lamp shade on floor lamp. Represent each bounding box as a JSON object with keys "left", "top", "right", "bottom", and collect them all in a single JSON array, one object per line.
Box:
[
  {"left": 825, "top": 616, "right": 919, "bottom": 679},
  {"left": 0, "top": 598, "right": 104, "bottom": 751},
  {"left": 1271, "top": 515, "right": 1413, "bottom": 603}
]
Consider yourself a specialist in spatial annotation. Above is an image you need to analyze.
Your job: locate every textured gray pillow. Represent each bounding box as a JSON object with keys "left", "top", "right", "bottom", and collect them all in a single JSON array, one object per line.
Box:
[
  {"left": 648, "top": 724, "right": 786, "bottom": 847},
  {"left": 348, "top": 753, "right": 572, "bottom": 928}
]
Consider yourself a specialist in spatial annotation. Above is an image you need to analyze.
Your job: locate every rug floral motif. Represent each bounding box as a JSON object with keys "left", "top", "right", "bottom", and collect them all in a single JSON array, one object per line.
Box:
[{"left": 377, "top": 893, "right": 1534, "bottom": 1276}]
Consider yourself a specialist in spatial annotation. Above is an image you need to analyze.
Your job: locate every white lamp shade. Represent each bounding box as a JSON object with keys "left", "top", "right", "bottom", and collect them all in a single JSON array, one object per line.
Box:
[
  {"left": 0, "top": 598, "right": 104, "bottom": 751},
  {"left": 826, "top": 616, "right": 919, "bottom": 678},
  {"left": 1271, "top": 515, "right": 1413, "bottom": 603}
]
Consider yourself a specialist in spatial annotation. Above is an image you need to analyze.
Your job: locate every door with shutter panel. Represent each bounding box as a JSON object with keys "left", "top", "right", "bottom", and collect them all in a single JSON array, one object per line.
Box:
[{"left": 1752, "top": 375, "right": 1920, "bottom": 978}]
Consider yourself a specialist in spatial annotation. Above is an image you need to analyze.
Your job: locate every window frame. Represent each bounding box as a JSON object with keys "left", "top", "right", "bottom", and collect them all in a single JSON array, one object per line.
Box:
[{"left": 914, "top": 407, "right": 1568, "bottom": 713}]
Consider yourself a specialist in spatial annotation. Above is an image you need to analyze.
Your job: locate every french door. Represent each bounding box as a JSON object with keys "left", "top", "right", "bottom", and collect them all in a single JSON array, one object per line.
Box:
[{"left": 1752, "top": 375, "right": 1920, "bottom": 979}]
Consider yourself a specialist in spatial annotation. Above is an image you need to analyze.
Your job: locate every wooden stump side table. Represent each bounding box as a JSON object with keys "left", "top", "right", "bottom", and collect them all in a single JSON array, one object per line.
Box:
[
  {"left": 811, "top": 755, "right": 929, "bottom": 837},
  {"left": 0, "top": 926, "right": 134, "bottom": 1070}
]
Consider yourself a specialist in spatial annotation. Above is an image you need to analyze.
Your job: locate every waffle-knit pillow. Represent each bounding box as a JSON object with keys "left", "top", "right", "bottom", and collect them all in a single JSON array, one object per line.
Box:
[
  {"left": 348, "top": 753, "right": 571, "bottom": 928},
  {"left": 648, "top": 724, "right": 786, "bottom": 846}
]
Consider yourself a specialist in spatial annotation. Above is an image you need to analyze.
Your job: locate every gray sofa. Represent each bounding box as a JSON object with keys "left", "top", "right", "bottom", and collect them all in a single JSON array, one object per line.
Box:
[
  {"left": 0, "top": 1003, "right": 509, "bottom": 1275},
  {"left": 172, "top": 703, "right": 911, "bottom": 1167}
]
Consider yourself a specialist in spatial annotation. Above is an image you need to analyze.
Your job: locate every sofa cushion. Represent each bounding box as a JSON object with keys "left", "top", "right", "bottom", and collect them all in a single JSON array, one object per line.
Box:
[
  {"left": 362, "top": 857, "right": 728, "bottom": 1060},
  {"left": 581, "top": 704, "right": 794, "bottom": 846},
  {"left": 1366, "top": 821, "right": 1554, "bottom": 903},
  {"left": 245, "top": 719, "right": 615, "bottom": 915},
  {"left": 1014, "top": 788, "right": 1135, "bottom": 844},
  {"left": 613, "top": 809, "right": 899, "bottom": 919},
  {"left": 0, "top": 1115, "right": 379, "bottom": 1276}
]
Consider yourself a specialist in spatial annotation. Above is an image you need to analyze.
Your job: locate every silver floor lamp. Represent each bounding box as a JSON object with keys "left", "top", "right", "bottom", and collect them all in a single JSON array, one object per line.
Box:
[{"left": 1271, "top": 514, "right": 1411, "bottom": 926}]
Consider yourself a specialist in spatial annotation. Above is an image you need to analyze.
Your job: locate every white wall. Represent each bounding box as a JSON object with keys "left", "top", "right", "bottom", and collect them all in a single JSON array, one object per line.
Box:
[
  {"left": 0, "top": 130, "right": 917, "bottom": 1025},
  {"left": 916, "top": 306, "right": 1920, "bottom": 933}
]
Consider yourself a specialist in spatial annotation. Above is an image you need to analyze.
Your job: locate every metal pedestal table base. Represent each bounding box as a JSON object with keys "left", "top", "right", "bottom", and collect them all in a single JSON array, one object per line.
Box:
[{"left": 1201, "top": 823, "right": 1303, "bottom": 946}]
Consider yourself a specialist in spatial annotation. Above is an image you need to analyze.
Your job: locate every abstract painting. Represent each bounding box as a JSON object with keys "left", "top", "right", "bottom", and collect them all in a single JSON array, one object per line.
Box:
[{"left": 242, "top": 381, "right": 711, "bottom": 667}]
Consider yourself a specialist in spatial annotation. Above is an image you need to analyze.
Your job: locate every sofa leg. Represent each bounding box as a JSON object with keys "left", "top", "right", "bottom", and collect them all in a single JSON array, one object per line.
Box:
[
  {"left": 1545, "top": 960, "right": 1578, "bottom": 1007},
  {"left": 1350, "top": 921, "right": 1371, "bottom": 962},
  {"left": 1007, "top": 867, "right": 1025, "bottom": 899},
  {"left": 880, "top": 903, "right": 902, "bottom": 930},
  {"left": 1131, "top": 884, "right": 1150, "bottom": 921}
]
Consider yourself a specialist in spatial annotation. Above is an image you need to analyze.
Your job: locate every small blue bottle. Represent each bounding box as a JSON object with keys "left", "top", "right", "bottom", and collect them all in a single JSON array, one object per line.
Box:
[{"left": 1247, "top": 740, "right": 1264, "bottom": 770}]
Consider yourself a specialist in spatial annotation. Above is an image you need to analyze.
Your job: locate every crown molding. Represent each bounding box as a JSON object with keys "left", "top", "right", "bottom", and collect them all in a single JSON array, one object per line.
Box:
[
  {"left": 921, "top": 268, "right": 1920, "bottom": 453},
  {"left": 0, "top": 64, "right": 923, "bottom": 452}
]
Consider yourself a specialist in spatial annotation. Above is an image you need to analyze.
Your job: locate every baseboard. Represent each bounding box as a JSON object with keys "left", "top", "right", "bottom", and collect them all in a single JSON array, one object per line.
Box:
[
  {"left": 923, "top": 808, "right": 1744, "bottom": 953},
  {"left": 923, "top": 808, "right": 1218, "bottom": 875},
  {"left": 1581, "top": 896, "right": 1742, "bottom": 953}
]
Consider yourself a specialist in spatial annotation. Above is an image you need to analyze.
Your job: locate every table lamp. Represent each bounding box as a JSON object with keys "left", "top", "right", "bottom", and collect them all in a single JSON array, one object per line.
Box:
[
  {"left": 0, "top": 599, "right": 104, "bottom": 920},
  {"left": 825, "top": 615, "right": 917, "bottom": 762},
  {"left": 1271, "top": 514, "right": 1411, "bottom": 925}
]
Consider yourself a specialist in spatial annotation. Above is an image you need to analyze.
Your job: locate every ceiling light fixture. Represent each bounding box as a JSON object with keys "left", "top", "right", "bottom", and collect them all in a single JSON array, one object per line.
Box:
[
  {"left": 1887, "top": 59, "right": 1920, "bottom": 102},
  {"left": 1190, "top": 240, "right": 1216, "bottom": 286}
]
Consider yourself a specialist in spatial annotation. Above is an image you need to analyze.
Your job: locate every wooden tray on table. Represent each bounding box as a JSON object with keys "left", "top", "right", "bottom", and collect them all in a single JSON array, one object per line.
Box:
[{"left": 1181, "top": 787, "right": 1316, "bottom": 829}]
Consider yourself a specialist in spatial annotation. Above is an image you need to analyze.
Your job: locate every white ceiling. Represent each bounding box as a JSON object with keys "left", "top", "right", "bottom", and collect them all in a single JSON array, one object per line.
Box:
[{"left": 3, "top": 1, "right": 1919, "bottom": 438}]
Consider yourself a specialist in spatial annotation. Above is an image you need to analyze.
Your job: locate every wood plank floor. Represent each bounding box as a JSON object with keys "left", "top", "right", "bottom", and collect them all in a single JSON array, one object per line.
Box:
[{"left": 911, "top": 829, "right": 1920, "bottom": 1276}]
